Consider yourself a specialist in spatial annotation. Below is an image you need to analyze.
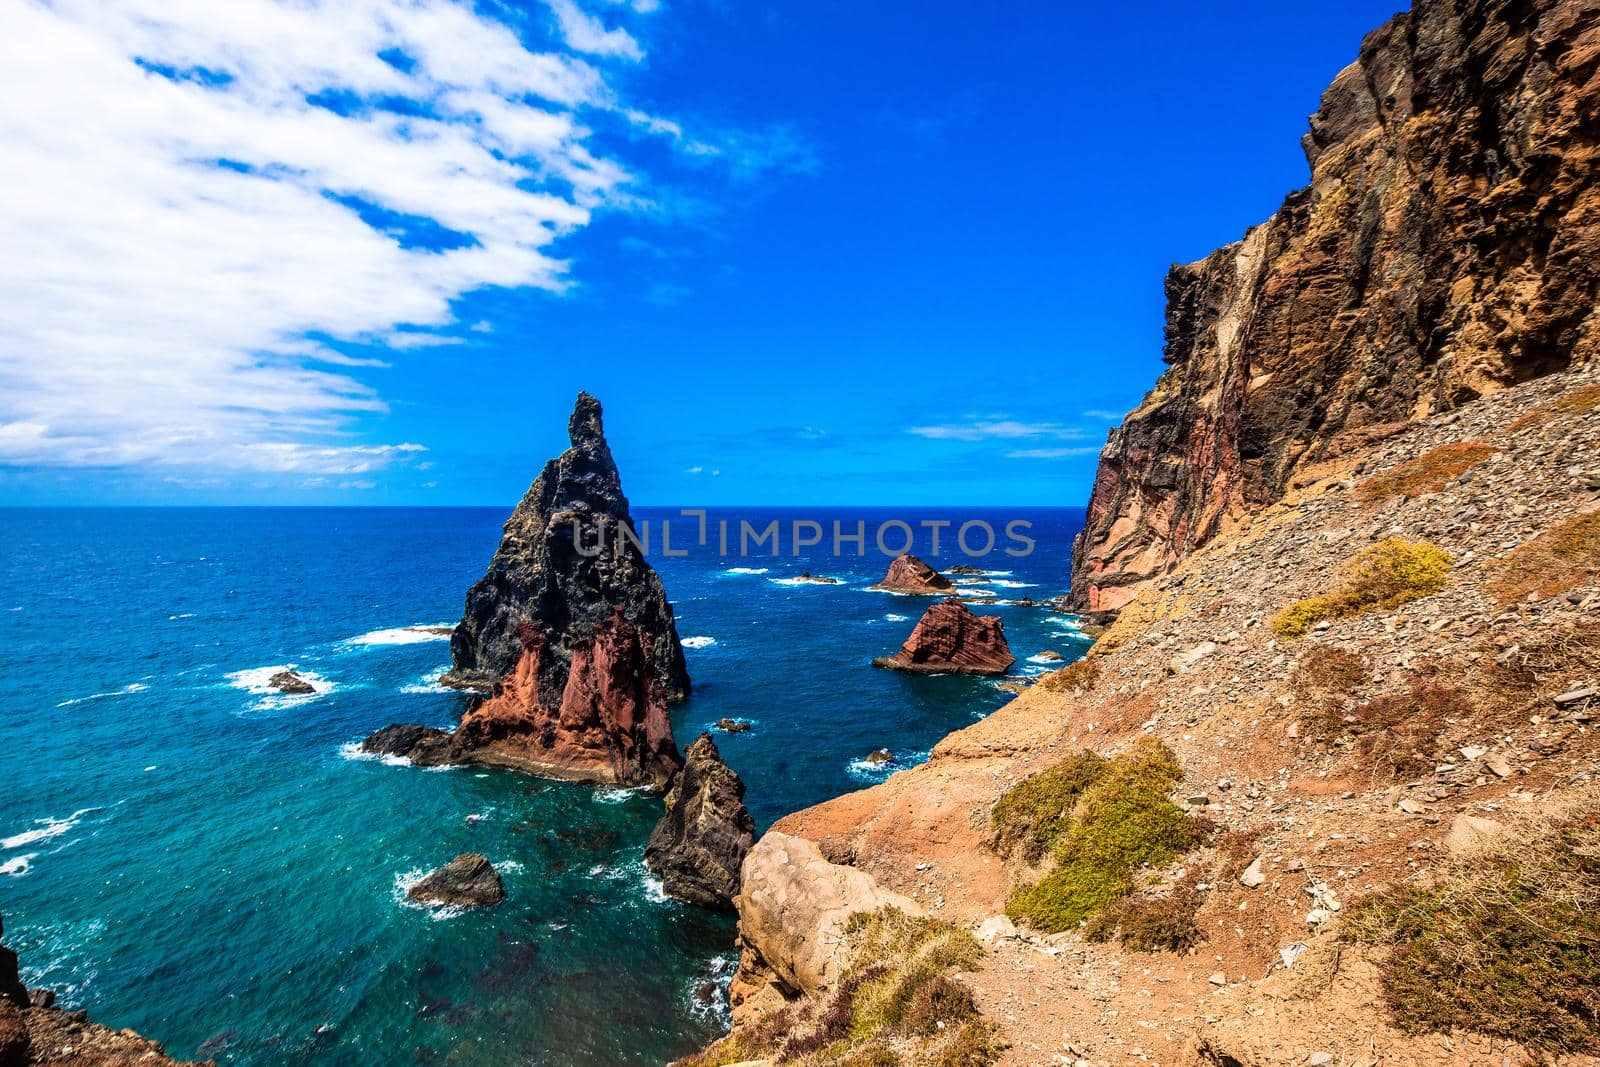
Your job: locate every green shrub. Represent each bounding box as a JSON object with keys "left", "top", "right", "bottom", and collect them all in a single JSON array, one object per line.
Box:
[
  {"left": 989, "top": 751, "right": 1106, "bottom": 864},
  {"left": 1005, "top": 739, "right": 1207, "bottom": 934},
  {"left": 1343, "top": 803, "right": 1600, "bottom": 1053},
  {"left": 1273, "top": 539, "right": 1453, "bottom": 638}
]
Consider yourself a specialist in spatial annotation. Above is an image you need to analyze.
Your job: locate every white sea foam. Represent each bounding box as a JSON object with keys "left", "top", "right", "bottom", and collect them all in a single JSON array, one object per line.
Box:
[
  {"left": 167, "top": 613, "right": 196, "bottom": 620},
  {"left": 1027, "top": 653, "right": 1065, "bottom": 665},
  {"left": 0, "top": 855, "right": 34, "bottom": 878},
  {"left": 399, "top": 665, "right": 452, "bottom": 694},
  {"left": 685, "top": 955, "right": 738, "bottom": 1027},
  {"left": 56, "top": 682, "right": 148, "bottom": 708},
  {"left": 226, "top": 665, "right": 331, "bottom": 701},
  {"left": 846, "top": 750, "right": 930, "bottom": 783},
  {"left": 680, "top": 636, "right": 717, "bottom": 649},
  {"left": 344, "top": 624, "right": 453, "bottom": 647},
  {"left": 885, "top": 613, "right": 910, "bottom": 622},
  {"left": 392, "top": 868, "right": 465, "bottom": 920},
  {"left": 592, "top": 786, "right": 650, "bottom": 805},
  {"left": 992, "top": 579, "right": 1039, "bottom": 589},
  {"left": 724, "top": 567, "right": 769, "bottom": 575},
  {"left": 338, "top": 741, "right": 411, "bottom": 768},
  {"left": 2, "top": 809, "right": 95, "bottom": 850}
]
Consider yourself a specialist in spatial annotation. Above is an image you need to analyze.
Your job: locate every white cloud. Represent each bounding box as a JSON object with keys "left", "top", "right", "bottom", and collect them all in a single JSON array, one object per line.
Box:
[
  {"left": 0, "top": 0, "right": 673, "bottom": 477},
  {"left": 545, "top": 0, "right": 643, "bottom": 61},
  {"left": 684, "top": 465, "right": 703, "bottom": 474},
  {"left": 907, "top": 420, "right": 1090, "bottom": 442},
  {"left": 1083, "top": 409, "right": 1125, "bottom": 421}
]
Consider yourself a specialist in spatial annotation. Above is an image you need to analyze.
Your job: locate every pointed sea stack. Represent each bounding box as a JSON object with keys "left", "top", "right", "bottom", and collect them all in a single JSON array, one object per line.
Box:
[
  {"left": 363, "top": 393, "right": 689, "bottom": 788},
  {"left": 645, "top": 733, "right": 756, "bottom": 910},
  {"left": 442, "top": 391, "right": 689, "bottom": 702},
  {"left": 870, "top": 554, "right": 955, "bottom": 595},
  {"left": 873, "top": 599, "right": 1014, "bottom": 677}
]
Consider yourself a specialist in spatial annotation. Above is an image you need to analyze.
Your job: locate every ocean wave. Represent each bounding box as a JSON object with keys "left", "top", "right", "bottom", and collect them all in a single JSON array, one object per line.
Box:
[
  {"left": 392, "top": 868, "right": 465, "bottom": 920},
  {"left": 0, "top": 854, "right": 35, "bottom": 878},
  {"left": 167, "top": 613, "right": 196, "bottom": 620},
  {"left": 1026, "top": 653, "right": 1065, "bottom": 665},
  {"left": 592, "top": 786, "right": 650, "bottom": 805},
  {"left": 685, "top": 955, "right": 737, "bottom": 1028},
  {"left": 885, "top": 613, "right": 910, "bottom": 623},
  {"left": 2, "top": 809, "right": 96, "bottom": 851},
  {"left": 723, "top": 567, "right": 769, "bottom": 575},
  {"left": 343, "top": 624, "right": 453, "bottom": 647},
  {"left": 769, "top": 576, "right": 841, "bottom": 587},
  {"left": 846, "top": 750, "right": 930, "bottom": 783},
  {"left": 56, "top": 683, "right": 148, "bottom": 708},
  {"left": 680, "top": 636, "right": 717, "bottom": 650},
  {"left": 991, "top": 579, "right": 1039, "bottom": 589},
  {"left": 226, "top": 665, "right": 331, "bottom": 700},
  {"left": 399, "top": 665, "right": 452, "bottom": 694},
  {"left": 337, "top": 741, "right": 411, "bottom": 768}
]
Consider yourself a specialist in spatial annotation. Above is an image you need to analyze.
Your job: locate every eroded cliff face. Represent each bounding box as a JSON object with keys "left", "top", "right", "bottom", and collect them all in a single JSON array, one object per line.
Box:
[
  {"left": 444, "top": 392, "right": 689, "bottom": 701},
  {"left": 1071, "top": 0, "right": 1600, "bottom": 614}
]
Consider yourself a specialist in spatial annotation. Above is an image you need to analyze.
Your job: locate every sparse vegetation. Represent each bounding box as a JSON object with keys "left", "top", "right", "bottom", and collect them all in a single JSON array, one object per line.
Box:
[
  {"left": 1004, "top": 739, "right": 1208, "bottom": 934},
  {"left": 1486, "top": 509, "right": 1600, "bottom": 605},
  {"left": 1307, "top": 682, "right": 1470, "bottom": 780},
  {"left": 1289, "top": 644, "right": 1370, "bottom": 700},
  {"left": 1508, "top": 382, "right": 1600, "bottom": 432},
  {"left": 1485, "top": 619, "right": 1600, "bottom": 700},
  {"left": 989, "top": 750, "right": 1106, "bottom": 864},
  {"left": 1082, "top": 882, "right": 1204, "bottom": 952},
  {"left": 1272, "top": 539, "right": 1453, "bottom": 638},
  {"left": 1354, "top": 441, "right": 1498, "bottom": 502},
  {"left": 1343, "top": 795, "right": 1600, "bottom": 1054},
  {"left": 676, "top": 909, "right": 1001, "bottom": 1067},
  {"left": 1036, "top": 656, "right": 1101, "bottom": 694}
]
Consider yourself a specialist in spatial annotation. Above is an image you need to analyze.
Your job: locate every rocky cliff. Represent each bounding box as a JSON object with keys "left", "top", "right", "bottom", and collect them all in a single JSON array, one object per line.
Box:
[
  {"left": 1070, "top": 0, "right": 1600, "bottom": 614},
  {"left": 444, "top": 392, "right": 689, "bottom": 701},
  {"left": 644, "top": 733, "right": 756, "bottom": 910}
]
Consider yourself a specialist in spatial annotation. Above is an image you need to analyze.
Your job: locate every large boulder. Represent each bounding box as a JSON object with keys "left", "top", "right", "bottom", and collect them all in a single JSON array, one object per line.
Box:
[
  {"left": 442, "top": 392, "right": 689, "bottom": 702},
  {"left": 870, "top": 554, "right": 954, "bottom": 595},
  {"left": 872, "top": 599, "right": 1015, "bottom": 677},
  {"left": 645, "top": 734, "right": 756, "bottom": 910},
  {"left": 407, "top": 854, "right": 505, "bottom": 909},
  {"left": 733, "top": 832, "right": 922, "bottom": 998}
]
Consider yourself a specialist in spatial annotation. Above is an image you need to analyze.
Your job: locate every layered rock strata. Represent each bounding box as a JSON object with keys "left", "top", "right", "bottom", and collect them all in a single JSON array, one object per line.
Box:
[
  {"left": 870, "top": 554, "right": 955, "bottom": 595},
  {"left": 872, "top": 599, "right": 1015, "bottom": 677},
  {"left": 644, "top": 733, "right": 757, "bottom": 910},
  {"left": 1070, "top": 0, "right": 1600, "bottom": 615}
]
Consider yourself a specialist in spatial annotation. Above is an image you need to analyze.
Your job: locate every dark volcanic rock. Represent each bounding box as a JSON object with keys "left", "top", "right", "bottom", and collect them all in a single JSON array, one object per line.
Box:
[
  {"left": 360, "top": 723, "right": 448, "bottom": 760},
  {"left": 268, "top": 670, "right": 315, "bottom": 695},
  {"left": 644, "top": 734, "right": 756, "bottom": 910},
  {"left": 871, "top": 554, "right": 955, "bottom": 595},
  {"left": 407, "top": 854, "right": 505, "bottom": 909},
  {"left": 873, "top": 599, "right": 1015, "bottom": 677},
  {"left": 443, "top": 392, "right": 689, "bottom": 703},
  {"left": 0, "top": 918, "right": 25, "bottom": 1008},
  {"left": 0, "top": 1002, "right": 28, "bottom": 1067},
  {"left": 1069, "top": 0, "right": 1600, "bottom": 614}
]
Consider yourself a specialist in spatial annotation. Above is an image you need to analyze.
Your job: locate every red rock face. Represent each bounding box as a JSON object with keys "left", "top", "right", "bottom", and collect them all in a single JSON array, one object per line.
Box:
[
  {"left": 873, "top": 599, "right": 1015, "bottom": 677},
  {"left": 459, "top": 608, "right": 682, "bottom": 787},
  {"left": 1069, "top": 0, "right": 1600, "bottom": 615},
  {"left": 872, "top": 554, "right": 955, "bottom": 594}
]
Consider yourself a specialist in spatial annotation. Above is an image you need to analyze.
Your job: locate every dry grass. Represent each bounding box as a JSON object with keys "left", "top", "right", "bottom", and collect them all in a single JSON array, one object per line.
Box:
[
  {"left": 1273, "top": 539, "right": 1453, "bottom": 638},
  {"left": 1289, "top": 645, "right": 1371, "bottom": 700},
  {"left": 1483, "top": 619, "right": 1600, "bottom": 702},
  {"left": 1508, "top": 382, "right": 1600, "bottom": 432},
  {"left": 1307, "top": 682, "right": 1471, "bottom": 781},
  {"left": 1082, "top": 882, "right": 1205, "bottom": 953},
  {"left": 1354, "top": 441, "right": 1498, "bottom": 502},
  {"left": 1486, "top": 509, "right": 1600, "bottom": 605},
  {"left": 1343, "top": 792, "right": 1600, "bottom": 1053},
  {"left": 676, "top": 909, "right": 1001, "bottom": 1067},
  {"left": 1036, "top": 656, "right": 1101, "bottom": 694}
]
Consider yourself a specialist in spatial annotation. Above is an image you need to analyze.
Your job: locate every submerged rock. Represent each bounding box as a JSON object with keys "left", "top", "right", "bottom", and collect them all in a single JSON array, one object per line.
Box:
[
  {"left": 864, "top": 749, "right": 893, "bottom": 765},
  {"left": 870, "top": 554, "right": 955, "bottom": 595},
  {"left": 872, "top": 599, "right": 1015, "bottom": 677},
  {"left": 267, "top": 670, "right": 315, "bottom": 695},
  {"left": 644, "top": 733, "right": 756, "bottom": 910},
  {"left": 714, "top": 718, "right": 751, "bottom": 734},
  {"left": 407, "top": 854, "right": 505, "bottom": 909},
  {"left": 442, "top": 392, "right": 689, "bottom": 702}
]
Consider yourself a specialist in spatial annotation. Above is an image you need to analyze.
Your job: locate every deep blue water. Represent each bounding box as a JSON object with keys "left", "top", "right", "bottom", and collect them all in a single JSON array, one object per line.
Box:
[{"left": 0, "top": 506, "right": 1086, "bottom": 1065}]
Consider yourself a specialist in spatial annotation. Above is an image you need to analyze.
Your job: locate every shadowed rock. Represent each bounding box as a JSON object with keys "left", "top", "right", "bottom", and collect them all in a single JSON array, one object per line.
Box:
[
  {"left": 267, "top": 670, "right": 315, "bottom": 695},
  {"left": 873, "top": 599, "right": 1014, "bottom": 677},
  {"left": 645, "top": 733, "right": 756, "bottom": 910},
  {"left": 407, "top": 854, "right": 505, "bottom": 909}
]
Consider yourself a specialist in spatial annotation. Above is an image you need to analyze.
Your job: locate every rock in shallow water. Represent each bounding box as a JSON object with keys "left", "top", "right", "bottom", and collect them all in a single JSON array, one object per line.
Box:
[
  {"left": 645, "top": 734, "right": 755, "bottom": 910},
  {"left": 870, "top": 554, "right": 954, "bottom": 595},
  {"left": 267, "top": 670, "right": 315, "bottom": 695},
  {"left": 872, "top": 599, "right": 1014, "bottom": 677},
  {"left": 407, "top": 854, "right": 505, "bottom": 909}
]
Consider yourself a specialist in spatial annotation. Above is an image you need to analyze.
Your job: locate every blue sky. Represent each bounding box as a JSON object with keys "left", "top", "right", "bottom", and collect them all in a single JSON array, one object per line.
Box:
[{"left": 0, "top": 0, "right": 1404, "bottom": 507}]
